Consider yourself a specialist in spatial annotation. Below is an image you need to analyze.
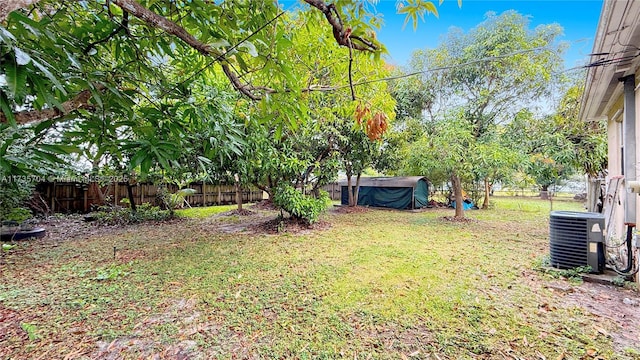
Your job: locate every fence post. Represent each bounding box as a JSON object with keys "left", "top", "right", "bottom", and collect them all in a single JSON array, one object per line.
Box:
[
  {"left": 51, "top": 182, "right": 56, "bottom": 212},
  {"left": 203, "top": 182, "right": 208, "bottom": 206},
  {"left": 83, "top": 186, "right": 88, "bottom": 212}
]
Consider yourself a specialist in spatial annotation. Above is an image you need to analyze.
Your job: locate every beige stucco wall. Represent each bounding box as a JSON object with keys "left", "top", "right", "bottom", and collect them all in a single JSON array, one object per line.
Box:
[
  {"left": 606, "top": 106, "right": 625, "bottom": 245},
  {"left": 603, "top": 71, "right": 640, "bottom": 282},
  {"left": 635, "top": 71, "right": 640, "bottom": 284}
]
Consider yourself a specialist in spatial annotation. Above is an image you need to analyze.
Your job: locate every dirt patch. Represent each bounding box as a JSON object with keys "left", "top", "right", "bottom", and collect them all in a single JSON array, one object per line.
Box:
[
  {"left": 250, "top": 216, "right": 331, "bottom": 234},
  {"left": 0, "top": 305, "right": 27, "bottom": 346},
  {"left": 332, "top": 205, "right": 370, "bottom": 214},
  {"left": 558, "top": 282, "right": 640, "bottom": 353},
  {"left": 93, "top": 298, "right": 265, "bottom": 360},
  {"left": 441, "top": 216, "right": 478, "bottom": 223},
  {"left": 428, "top": 200, "right": 449, "bottom": 208},
  {"left": 94, "top": 298, "right": 202, "bottom": 360},
  {"left": 250, "top": 199, "right": 277, "bottom": 211},
  {"left": 348, "top": 314, "right": 436, "bottom": 356},
  {"left": 220, "top": 209, "right": 255, "bottom": 216},
  {"left": 34, "top": 215, "right": 184, "bottom": 244},
  {"left": 195, "top": 209, "right": 277, "bottom": 234}
]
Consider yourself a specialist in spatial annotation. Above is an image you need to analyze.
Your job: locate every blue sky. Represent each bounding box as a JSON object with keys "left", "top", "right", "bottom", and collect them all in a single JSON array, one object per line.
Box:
[{"left": 374, "top": 0, "right": 604, "bottom": 69}]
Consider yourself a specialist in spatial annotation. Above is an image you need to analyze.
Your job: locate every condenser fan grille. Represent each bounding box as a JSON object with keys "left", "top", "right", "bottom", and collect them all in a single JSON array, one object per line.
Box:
[{"left": 549, "top": 211, "right": 604, "bottom": 273}]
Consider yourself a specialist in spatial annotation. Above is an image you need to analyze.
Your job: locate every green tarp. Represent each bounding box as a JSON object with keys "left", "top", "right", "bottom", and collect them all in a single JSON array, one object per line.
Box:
[{"left": 340, "top": 177, "right": 430, "bottom": 210}]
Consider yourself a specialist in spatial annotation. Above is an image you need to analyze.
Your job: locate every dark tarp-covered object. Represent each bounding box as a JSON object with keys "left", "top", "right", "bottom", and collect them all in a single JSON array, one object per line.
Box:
[{"left": 339, "top": 176, "right": 430, "bottom": 210}]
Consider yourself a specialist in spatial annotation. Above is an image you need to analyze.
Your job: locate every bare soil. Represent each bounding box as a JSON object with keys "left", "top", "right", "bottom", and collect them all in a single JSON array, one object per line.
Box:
[
  {"left": 559, "top": 281, "right": 640, "bottom": 353},
  {"left": 332, "top": 205, "right": 370, "bottom": 214}
]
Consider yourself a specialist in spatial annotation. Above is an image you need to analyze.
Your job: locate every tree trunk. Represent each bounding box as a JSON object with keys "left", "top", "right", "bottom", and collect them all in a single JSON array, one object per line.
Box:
[
  {"left": 481, "top": 177, "right": 490, "bottom": 209},
  {"left": 346, "top": 166, "right": 355, "bottom": 207},
  {"left": 451, "top": 173, "right": 464, "bottom": 219},
  {"left": 126, "top": 182, "right": 137, "bottom": 214},
  {"left": 353, "top": 172, "right": 362, "bottom": 206},
  {"left": 234, "top": 173, "right": 243, "bottom": 211},
  {"left": 540, "top": 184, "right": 549, "bottom": 200}
]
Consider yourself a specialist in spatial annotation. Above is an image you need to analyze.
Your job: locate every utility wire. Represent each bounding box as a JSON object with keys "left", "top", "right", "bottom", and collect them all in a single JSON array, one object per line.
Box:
[
  {"left": 315, "top": 46, "right": 556, "bottom": 92},
  {"left": 157, "top": 9, "right": 287, "bottom": 99}
]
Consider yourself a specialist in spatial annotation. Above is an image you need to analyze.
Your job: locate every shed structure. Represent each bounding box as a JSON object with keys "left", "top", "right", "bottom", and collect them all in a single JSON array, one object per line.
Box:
[{"left": 339, "top": 176, "right": 430, "bottom": 210}]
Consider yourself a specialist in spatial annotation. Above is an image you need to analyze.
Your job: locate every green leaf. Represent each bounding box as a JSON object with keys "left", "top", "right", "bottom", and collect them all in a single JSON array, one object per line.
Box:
[
  {"left": 37, "top": 144, "right": 80, "bottom": 154},
  {"left": 34, "top": 119, "right": 55, "bottom": 134},
  {"left": 210, "top": 38, "right": 230, "bottom": 48},
  {"left": 14, "top": 48, "right": 32, "bottom": 65},
  {"left": 64, "top": 49, "right": 81, "bottom": 69},
  {"left": 238, "top": 41, "right": 258, "bottom": 57},
  {"left": 2, "top": 243, "right": 16, "bottom": 251},
  {"left": 0, "top": 93, "right": 16, "bottom": 126},
  {"left": 0, "top": 27, "right": 16, "bottom": 43},
  {"left": 130, "top": 150, "right": 147, "bottom": 169},
  {"left": 31, "top": 58, "right": 66, "bottom": 94},
  {"left": 5, "top": 57, "right": 26, "bottom": 99},
  {"left": 31, "top": 149, "right": 63, "bottom": 164},
  {"left": 424, "top": 2, "right": 439, "bottom": 18},
  {"left": 9, "top": 11, "right": 42, "bottom": 37}
]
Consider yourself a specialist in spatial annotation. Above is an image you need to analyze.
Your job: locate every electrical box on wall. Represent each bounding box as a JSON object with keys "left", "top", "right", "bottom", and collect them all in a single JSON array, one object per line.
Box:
[{"left": 627, "top": 180, "right": 640, "bottom": 193}]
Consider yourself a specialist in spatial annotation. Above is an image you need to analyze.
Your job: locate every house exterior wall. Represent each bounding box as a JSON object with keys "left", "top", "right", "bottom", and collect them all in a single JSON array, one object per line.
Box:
[
  {"left": 581, "top": 0, "right": 640, "bottom": 283},
  {"left": 633, "top": 71, "right": 640, "bottom": 283},
  {"left": 606, "top": 114, "right": 625, "bottom": 244},
  {"left": 602, "top": 70, "right": 640, "bottom": 283}
]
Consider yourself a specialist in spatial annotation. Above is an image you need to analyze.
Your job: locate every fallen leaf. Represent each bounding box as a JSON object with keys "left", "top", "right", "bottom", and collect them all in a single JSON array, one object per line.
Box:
[
  {"left": 556, "top": 353, "right": 565, "bottom": 360},
  {"left": 539, "top": 303, "right": 551, "bottom": 312},
  {"left": 594, "top": 327, "right": 609, "bottom": 337}
]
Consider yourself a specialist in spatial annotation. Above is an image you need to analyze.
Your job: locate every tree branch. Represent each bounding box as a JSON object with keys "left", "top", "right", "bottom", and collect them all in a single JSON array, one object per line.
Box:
[
  {"left": 221, "top": 63, "right": 261, "bottom": 101},
  {"left": 112, "top": 0, "right": 281, "bottom": 101},
  {"left": 112, "top": 0, "right": 216, "bottom": 56},
  {"left": 303, "top": 0, "right": 378, "bottom": 52},
  {"left": 84, "top": 11, "right": 129, "bottom": 54},
  {"left": 0, "top": 0, "right": 41, "bottom": 22},
  {"left": 0, "top": 85, "right": 106, "bottom": 125}
]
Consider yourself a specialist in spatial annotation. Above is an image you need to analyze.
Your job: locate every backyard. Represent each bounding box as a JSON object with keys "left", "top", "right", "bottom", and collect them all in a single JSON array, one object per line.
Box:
[{"left": 1, "top": 197, "right": 639, "bottom": 359}]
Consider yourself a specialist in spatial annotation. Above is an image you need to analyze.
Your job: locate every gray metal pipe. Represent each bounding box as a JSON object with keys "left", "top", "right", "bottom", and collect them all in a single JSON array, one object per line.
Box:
[{"left": 623, "top": 75, "right": 636, "bottom": 225}]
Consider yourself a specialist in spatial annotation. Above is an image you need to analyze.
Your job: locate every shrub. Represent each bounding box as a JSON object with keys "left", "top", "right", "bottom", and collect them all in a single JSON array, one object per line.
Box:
[
  {"left": 93, "top": 203, "right": 172, "bottom": 225},
  {"left": 0, "top": 179, "right": 35, "bottom": 221},
  {"left": 4, "top": 207, "right": 33, "bottom": 223},
  {"left": 272, "top": 184, "right": 330, "bottom": 224}
]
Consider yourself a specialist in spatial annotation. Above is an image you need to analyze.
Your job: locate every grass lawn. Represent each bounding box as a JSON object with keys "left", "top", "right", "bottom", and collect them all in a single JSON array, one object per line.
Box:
[
  {"left": 175, "top": 204, "right": 240, "bottom": 219},
  {"left": 1, "top": 196, "right": 638, "bottom": 359}
]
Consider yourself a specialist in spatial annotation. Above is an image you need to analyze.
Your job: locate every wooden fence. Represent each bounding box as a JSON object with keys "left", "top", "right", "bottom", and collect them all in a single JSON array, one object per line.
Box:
[
  {"left": 321, "top": 182, "right": 342, "bottom": 201},
  {"left": 34, "top": 182, "right": 265, "bottom": 214}
]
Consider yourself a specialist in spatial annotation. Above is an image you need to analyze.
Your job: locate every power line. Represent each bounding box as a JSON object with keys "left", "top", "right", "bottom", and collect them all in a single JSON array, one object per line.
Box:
[{"left": 158, "top": 9, "right": 287, "bottom": 99}]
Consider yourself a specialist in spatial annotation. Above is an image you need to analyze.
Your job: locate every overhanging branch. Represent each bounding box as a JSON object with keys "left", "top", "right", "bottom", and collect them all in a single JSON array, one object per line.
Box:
[
  {"left": 112, "top": 0, "right": 216, "bottom": 56},
  {"left": 0, "top": 85, "right": 106, "bottom": 125},
  {"left": 303, "top": 0, "right": 378, "bottom": 52}
]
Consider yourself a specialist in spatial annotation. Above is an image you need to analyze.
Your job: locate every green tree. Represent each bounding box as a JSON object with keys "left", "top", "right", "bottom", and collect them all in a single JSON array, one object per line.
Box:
[
  {"left": 405, "top": 114, "right": 474, "bottom": 218},
  {"left": 471, "top": 130, "right": 521, "bottom": 208},
  {"left": 404, "top": 10, "right": 564, "bottom": 217},
  {"left": 504, "top": 81, "right": 607, "bottom": 197},
  {"left": 1, "top": 0, "right": 443, "bottom": 216}
]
